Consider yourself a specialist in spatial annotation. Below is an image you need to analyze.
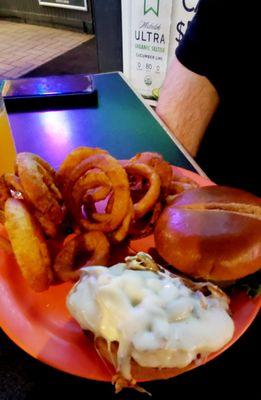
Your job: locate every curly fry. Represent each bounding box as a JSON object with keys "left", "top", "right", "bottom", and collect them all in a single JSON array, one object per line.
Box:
[
  {"left": 66, "top": 153, "right": 130, "bottom": 233},
  {"left": 53, "top": 231, "right": 110, "bottom": 282},
  {"left": 129, "top": 152, "right": 173, "bottom": 193},
  {"left": 168, "top": 177, "right": 199, "bottom": 194},
  {"left": 56, "top": 147, "right": 108, "bottom": 193},
  {"left": 111, "top": 199, "right": 134, "bottom": 243},
  {"left": 129, "top": 201, "right": 162, "bottom": 239},
  {"left": 124, "top": 163, "right": 161, "bottom": 219},
  {"left": 72, "top": 170, "right": 111, "bottom": 210}
]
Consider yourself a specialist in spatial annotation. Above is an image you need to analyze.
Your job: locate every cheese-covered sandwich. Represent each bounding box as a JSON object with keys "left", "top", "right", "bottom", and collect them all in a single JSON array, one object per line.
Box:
[{"left": 67, "top": 253, "right": 234, "bottom": 392}]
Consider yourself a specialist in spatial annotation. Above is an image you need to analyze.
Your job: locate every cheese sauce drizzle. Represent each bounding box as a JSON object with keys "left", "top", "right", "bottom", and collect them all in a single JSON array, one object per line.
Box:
[{"left": 67, "top": 253, "right": 234, "bottom": 381}]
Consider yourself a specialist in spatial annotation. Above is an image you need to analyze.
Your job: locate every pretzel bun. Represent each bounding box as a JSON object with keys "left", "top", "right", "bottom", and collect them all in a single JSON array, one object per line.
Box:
[{"left": 154, "top": 186, "right": 261, "bottom": 281}]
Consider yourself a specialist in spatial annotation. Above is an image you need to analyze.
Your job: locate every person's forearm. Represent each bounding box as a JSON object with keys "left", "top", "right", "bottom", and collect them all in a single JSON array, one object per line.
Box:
[{"left": 156, "top": 57, "right": 219, "bottom": 157}]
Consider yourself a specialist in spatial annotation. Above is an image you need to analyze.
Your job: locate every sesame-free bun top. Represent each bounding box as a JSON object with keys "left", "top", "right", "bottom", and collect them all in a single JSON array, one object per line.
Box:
[{"left": 154, "top": 186, "right": 261, "bottom": 281}]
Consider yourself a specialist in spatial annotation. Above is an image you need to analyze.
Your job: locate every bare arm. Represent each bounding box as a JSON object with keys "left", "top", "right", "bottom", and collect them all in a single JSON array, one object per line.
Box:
[{"left": 156, "top": 56, "right": 220, "bottom": 157}]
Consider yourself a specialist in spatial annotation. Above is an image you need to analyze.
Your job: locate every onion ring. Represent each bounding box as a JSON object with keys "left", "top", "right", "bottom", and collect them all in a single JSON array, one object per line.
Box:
[
  {"left": 56, "top": 147, "right": 108, "bottom": 194},
  {"left": 0, "top": 211, "right": 5, "bottom": 224},
  {"left": 4, "top": 198, "right": 53, "bottom": 292},
  {"left": 5, "top": 172, "right": 62, "bottom": 237},
  {"left": 66, "top": 153, "right": 130, "bottom": 232},
  {"left": 4, "top": 173, "right": 24, "bottom": 199},
  {"left": 124, "top": 163, "right": 161, "bottom": 219},
  {"left": 33, "top": 210, "right": 59, "bottom": 238},
  {"left": 16, "top": 153, "right": 64, "bottom": 236},
  {"left": 0, "top": 235, "right": 13, "bottom": 254},
  {"left": 0, "top": 175, "right": 10, "bottom": 210},
  {"left": 53, "top": 231, "right": 110, "bottom": 282}
]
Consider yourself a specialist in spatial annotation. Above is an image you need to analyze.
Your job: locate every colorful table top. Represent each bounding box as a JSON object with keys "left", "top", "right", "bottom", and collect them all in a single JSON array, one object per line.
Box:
[{"left": 4, "top": 72, "right": 203, "bottom": 175}]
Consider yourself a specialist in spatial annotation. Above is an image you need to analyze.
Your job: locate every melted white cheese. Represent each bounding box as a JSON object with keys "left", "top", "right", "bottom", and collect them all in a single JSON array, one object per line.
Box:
[{"left": 67, "top": 263, "right": 234, "bottom": 380}]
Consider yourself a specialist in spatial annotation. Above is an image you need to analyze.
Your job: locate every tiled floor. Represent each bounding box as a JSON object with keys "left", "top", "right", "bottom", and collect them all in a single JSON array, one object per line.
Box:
[{"left": 0, "top": 20, "right": 93, "bottom": 79}]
